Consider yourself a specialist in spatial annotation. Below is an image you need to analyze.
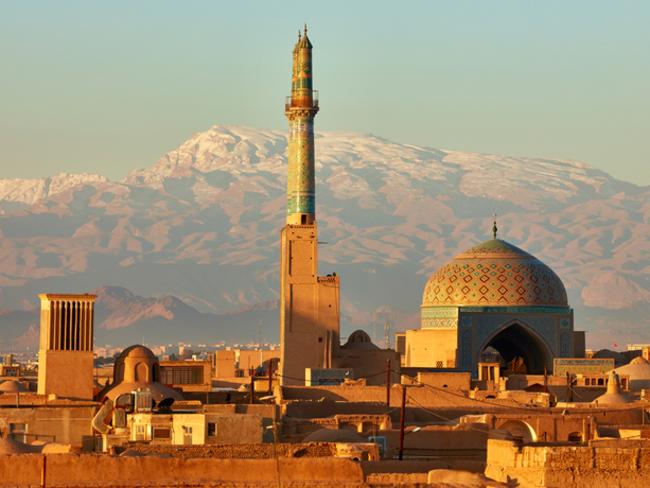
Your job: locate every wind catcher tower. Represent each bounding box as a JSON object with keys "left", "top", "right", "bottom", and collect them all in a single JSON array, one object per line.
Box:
[
  {"left": 279, "top": 27, "right": 340, "bottom": 385},
  {"left": 37, "top": 293, "right": 96, "bottom": 399}
]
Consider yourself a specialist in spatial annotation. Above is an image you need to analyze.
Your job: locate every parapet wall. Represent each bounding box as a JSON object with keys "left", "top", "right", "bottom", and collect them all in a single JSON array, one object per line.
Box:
[
  {"left": 485, "top": 439, "right": 650, "bottom": 488},
  {"left": 0, "top": 454, "right": 365, "bottom": 487},
  {"left": 280, "top": 384, "right": 513, "bottom": 412}
]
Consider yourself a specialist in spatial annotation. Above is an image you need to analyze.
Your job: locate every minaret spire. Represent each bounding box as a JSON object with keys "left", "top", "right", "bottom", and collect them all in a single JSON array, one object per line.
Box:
[{"left": 285, "top": 26, "right": 318, "bottom": 225}]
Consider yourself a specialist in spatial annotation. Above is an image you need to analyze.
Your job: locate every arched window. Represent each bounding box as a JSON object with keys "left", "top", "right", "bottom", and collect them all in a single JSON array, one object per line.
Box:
[{"left": 135, "top": 362, "right": 149, "bottom": 382}]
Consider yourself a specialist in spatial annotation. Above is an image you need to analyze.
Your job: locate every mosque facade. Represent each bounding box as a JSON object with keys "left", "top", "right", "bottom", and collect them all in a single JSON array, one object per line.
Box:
[
  {"left": 278, "top": 29, "right": 582, "bottom": 382},
  {"left": 404, "top": 223, "right": 585, "bottom": 375}
]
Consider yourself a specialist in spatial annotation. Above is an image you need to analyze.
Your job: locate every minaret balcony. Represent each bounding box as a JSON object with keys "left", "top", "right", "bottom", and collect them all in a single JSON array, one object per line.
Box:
[{"left": 285, "top": 90, "right": 319, "bottom": 111}]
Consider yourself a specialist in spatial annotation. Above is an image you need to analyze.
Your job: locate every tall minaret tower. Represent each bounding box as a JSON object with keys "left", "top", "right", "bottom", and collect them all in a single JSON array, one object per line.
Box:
[
  {"left": 285, "top": 26, "right": 318, "bottom": 225},
  {"left": 279, "top": 27, "right": 340, "bottom": 386}
]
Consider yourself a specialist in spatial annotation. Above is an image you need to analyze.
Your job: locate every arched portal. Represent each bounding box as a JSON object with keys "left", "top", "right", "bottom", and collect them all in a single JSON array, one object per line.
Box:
[
  {"left": 481, "top": 323, "right": 552, "bottom": 375},
  {"left": 499, "top": 420, "right": 537, "bottom": 444}
]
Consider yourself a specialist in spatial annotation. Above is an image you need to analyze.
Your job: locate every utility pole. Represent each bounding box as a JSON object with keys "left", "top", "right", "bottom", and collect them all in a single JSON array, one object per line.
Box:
[
  {"left": 385, "top": 359, "right": 391, "bottom": 407},
  {"left": 250, "top": 375, "right": 255, "bottom": 404},
  {"left": 268, "top": 362, "right": 274, "bottom": 394},
  {"left": 398, "top": 384, "right": 407, "bottom": 460}
]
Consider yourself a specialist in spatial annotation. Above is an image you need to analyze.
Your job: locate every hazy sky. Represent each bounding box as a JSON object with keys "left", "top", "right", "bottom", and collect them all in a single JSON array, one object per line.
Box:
[{"left": 1, "top": 1, "right": 649, "bottom": 184}]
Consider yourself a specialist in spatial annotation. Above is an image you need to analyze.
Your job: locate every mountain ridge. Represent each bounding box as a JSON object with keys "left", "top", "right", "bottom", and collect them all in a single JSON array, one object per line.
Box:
[{"left": 0, "top": 125, "right": 647, "bottom": 349}]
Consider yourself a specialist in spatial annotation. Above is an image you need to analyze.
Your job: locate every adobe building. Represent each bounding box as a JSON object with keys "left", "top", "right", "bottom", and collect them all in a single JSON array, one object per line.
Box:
[
  {"left": 279, "top": 27, "right": 398, "bottom": 385},
  {"left": 97, "top": 345, "right": 182, "bottom": 402},
  {"left": 404, "top": 222, "right": 585, "bottom": 375},
  {"left": 0, "top": 354, "right": 21, "bottom": 378},
  {"left": 37, "top": 293, "right": 96, "bottom": 400},
  {"left": 159, "top": 359, "right": 212, "bottom": 393}
]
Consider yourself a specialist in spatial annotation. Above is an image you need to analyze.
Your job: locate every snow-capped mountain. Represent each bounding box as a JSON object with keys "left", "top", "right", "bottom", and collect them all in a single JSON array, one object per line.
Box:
[
  {"left": 0, "top": 125, "right": 647, "bottom": 348},
  {"left": 0, "top": 173, "right": 108, "bottom": 206}
]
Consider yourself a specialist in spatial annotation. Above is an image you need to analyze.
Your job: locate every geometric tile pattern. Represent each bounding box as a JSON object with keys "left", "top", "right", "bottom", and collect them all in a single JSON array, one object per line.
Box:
[{"left": 422, "top": 239, "right": 568, "bottom": 308}]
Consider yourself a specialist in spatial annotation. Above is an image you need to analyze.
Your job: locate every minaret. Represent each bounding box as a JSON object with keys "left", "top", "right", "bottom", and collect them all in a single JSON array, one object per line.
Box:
[
  {"left": 285, "top": 25, "right": 318, "bottom": 225},
  {"left": 279, "top": 28, "right": 340, "bottom": 385}
]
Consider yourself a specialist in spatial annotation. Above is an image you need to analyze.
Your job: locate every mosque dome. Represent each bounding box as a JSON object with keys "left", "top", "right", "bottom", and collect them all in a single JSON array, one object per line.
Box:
[{"left": 422, "top": 239, "right": 568, "bottom": 308}]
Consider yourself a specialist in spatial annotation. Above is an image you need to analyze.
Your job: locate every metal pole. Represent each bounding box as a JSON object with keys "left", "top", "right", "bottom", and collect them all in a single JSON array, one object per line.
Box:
[
  {"left": 386, "top": 359, "right": 391, "bottom": 407},
  {"left": 41, "top": 455, "right": 47, "bottom": 488},
  {"left": 250, "top": 375, "right": 255, "bottom": 404},
  {"left": 268, "top": 363, "right": 273, "bottom": 394},
  {"left": 398, "top": 384, "right": 406, "bottom": 461}
]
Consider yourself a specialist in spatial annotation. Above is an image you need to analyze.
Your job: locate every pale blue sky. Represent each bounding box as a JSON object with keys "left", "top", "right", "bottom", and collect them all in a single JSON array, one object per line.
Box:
[{"left": 1, "top": 1, "right": 648, "bottom": 184}]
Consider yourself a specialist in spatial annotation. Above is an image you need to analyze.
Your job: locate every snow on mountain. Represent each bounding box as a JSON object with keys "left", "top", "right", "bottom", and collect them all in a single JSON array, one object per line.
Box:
[
  {"left": 0, "top": 125, "right": 647, "bottom": 348},
  {"left": 0, "top": 173, "right": 108, "bottom": 207}
]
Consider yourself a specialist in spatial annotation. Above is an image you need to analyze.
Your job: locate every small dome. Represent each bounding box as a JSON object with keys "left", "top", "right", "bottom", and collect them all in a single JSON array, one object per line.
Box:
[
  {"left": 593, "top": 372, "right": 631, "bottom": 405},
  {"left": 630, "top": 356, "right": 649, "bottom": 365},
  {"left": 348, "top": 330, "right": 371, "bottom": 343},
  {"left": 100, "top": 344, "right": 182, "bottom": 403},
  {"left": 592, "top": 349, "right": 627, "bottom": 366},
  {"left": 121, "top": 345, "right": 157, "bottom": 361},
  {"left": 422, "top": 239, "right": 568, "bottom": 308},
  {"left": 342, "top": 330, "right": 379, "bottom": 350},
  {"left": 112, "top": 344, "right": 160, "bottom": 384},
  {"left": 614, "top": 356, "right": 650, "bottom": 392}
]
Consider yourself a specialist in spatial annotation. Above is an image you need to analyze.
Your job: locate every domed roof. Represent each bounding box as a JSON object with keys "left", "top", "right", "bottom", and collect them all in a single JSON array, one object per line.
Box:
[
  {"left": 593, "top": 371, "right": 631, "bottom": 405},
  {"left": 99, "top": 344, "right": 183, "bottom": 403},
  {"left": 614, "top": 356, "right": 650, "bottom": 384},
  {"left": 342, "top": 330, "right": 379, "bottom": 350},
  {"left": 119, "top": 345, "right": 157, "bottom": 361},
  {"left": 422, "top": 239, "right": 568, "bottom": 308}
]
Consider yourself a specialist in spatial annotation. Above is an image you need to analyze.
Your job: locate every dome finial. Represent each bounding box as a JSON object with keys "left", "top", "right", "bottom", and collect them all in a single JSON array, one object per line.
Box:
[
  {"left": 298, "top": 29, "right": 301, "bottom": 40},
  {"left": 304, "top": 23, "right": 308, "bottom": 36},
  {"left": 492, "top": 213, "right": 498, "bottom": 240}
]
